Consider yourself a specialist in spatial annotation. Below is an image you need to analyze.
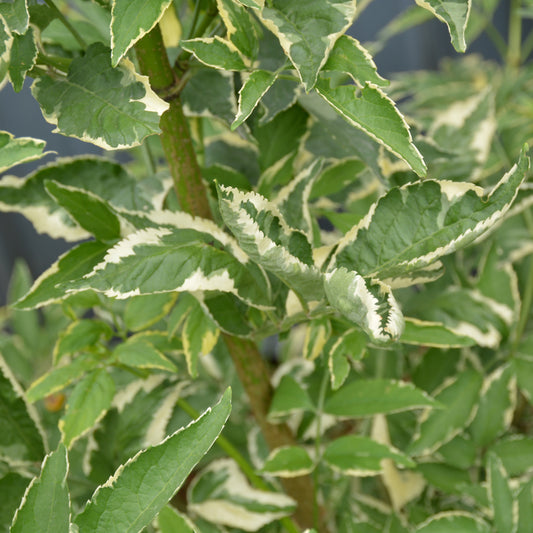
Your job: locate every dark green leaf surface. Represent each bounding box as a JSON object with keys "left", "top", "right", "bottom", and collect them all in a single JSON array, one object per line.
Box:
[
  {"left": 8, "top": 26, "right": 36, "bottom": 92},
  {"left": 10, "top": 444, "right": 70, "bottom": 533},
  {"left": 324, "top": 379, "right": 439, "bottom": 417},
  {"left": 74, "top": 389, "right": 232, "bottom": 533},
  {"left": 32, "top": 43, "right": 168, "bottom": 149}
]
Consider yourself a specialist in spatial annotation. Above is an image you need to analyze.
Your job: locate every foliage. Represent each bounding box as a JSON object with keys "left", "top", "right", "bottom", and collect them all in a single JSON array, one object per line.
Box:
[{"left": 1, "top": 0, "right": 533, "bottom": 531}]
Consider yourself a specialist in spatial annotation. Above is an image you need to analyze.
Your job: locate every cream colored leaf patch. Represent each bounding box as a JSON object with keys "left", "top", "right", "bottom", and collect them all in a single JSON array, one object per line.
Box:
[{"left": 32, "top": 43, "right": 168, "bottom": 150}]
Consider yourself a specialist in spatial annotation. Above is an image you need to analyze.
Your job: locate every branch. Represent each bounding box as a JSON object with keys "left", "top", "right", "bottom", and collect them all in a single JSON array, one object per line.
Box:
[{"left": 134, "top": 25, "right": 322, "bottom": 531}]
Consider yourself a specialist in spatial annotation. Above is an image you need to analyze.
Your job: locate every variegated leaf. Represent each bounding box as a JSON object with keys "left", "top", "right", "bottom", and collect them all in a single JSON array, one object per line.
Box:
[
  {"left": 0, "top": 15, "right": 13, "bottom": 90},
  {"left": 113, "top": 336, "right": 177, "bottom": 373},
  {"left": 0, "top": 130, "right": 47, "bottom": 173},
  {"left": 400, "top": 318, "right": 476, "bottom": 347},
  {"left": 258, "top": 0, "right": 356, "bottom": 91},
  {"left": 0, "top": 0, "right": 28, "bottom": 35},
  {"left": 487, "top": 452, "right": 517, "bottom": 533},
  {"left": 32, "top": 43, "right": 169, "bottom": 149},
  {"left": 330, "top": 150, "right": 529, "bottom": 284},
  {"left": 328, "top": 328, "right": 366, "bottom": 390},
  {"left": 111, "top": 0, "right": 173, "bottom": 66},
  {"left": 217, "top": 0, "right": 259, "bottom": 58},
  {"left": 188, "top": 459, "right": 295, "bottom": 530},
  {"left": 324, "top": 267, "right": 404, "bottom": 342},
  {"left": 315, "top": 80, "right": 427, "bottom": 176},
  {"left": 415, "top": 512, "right": 490, "bottom": 533},
  {"left": 323, "top": 35, "right": 388, "bottom": 87},
  {"left": 217, "top": 183, "right": 323, "bottom": 301},
  {"left": 64, "top": 226, "right": 272, "bottom": 308},
  {"left": 180, "top": 36, "right": 248, "bottom": 70},
  {"left": 10, "top": 444, "right": 70, "bottom": 533},
  {"left": 8, "top": 25, "right": 37, "bottom": 92},
  {"left": 261, "top": 446, "right": 314, "bottom": 477},
  {"left": 232, "top": 70, "right": 277, "bottom": 130},
  {"left": 415, "top": 0, "right": 471, "bottom": 52},
  {"left": 408, "top": 369, "right": 482, "bottom": 456}
]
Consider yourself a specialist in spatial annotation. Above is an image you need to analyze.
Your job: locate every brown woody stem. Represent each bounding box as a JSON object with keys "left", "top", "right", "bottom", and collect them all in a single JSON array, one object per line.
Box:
[{"left": 135, "top": 26, "right": 321, "bottom": 531}]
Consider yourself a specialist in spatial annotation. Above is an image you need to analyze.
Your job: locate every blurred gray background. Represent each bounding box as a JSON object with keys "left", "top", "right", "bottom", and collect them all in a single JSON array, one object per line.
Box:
[{"left": 0, "top": 0, "right": 509, "bottom": 302}]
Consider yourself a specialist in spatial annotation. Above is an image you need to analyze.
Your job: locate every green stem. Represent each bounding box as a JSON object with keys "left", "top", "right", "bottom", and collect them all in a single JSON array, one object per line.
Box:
[
  {"left": 36, "top": 52, "right": 72, "bottom": 72},
  {"left": 42, "top": 0, "right": 87, "bottom": 49},
  {"left": 176, "top": 398, "right": 301, "bottom": 533},
  {"left": 507, "top": 0, "right": 523, "bottom": 69},
  {"left": 521, "top": 27, "right": 533, "bottom": 61},
  {"left": 140, "top": 140, "right": 157, "bottom": 176}
]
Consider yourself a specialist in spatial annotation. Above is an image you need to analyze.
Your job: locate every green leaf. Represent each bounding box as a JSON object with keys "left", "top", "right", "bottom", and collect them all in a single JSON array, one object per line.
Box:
[
  {"left": 489, "top": 436, "right": 533, "bottom": 477},
  {"left": 261, "top": 446, "right": 314, "bottom": 477},
  {"left": 268, "top": 375, "right": 314, "bottom": 419},
  {"left": 54, "top": 319, "right": 114, "bottom": 363},
  {"left": 0, "top": 130, "right": 47, "bottom": 173},
  {"left": 0, "top": 355, "right": 46, "bottom": 462},
  {"left": 328, "top": 328, "right": 366, "bottom": 390},
  {"left": 180, "top": 36, "right": 248, "bottom": 70},
  {"left": 26, "top": 354, "right": 98, "bottom": 403},
  {"left": 10, "top": 444, "right": 70, "bottom": 533},
  {"left": 323, "top": 435, "right": 415, "bottom": 476},
  {"left": 111, "top": 0, "right": 172, "bottom": 65},
  {"left": 324, "top": 378, "right": 439, "bottom": 417},
  {"left": 124, "top": 293, "right": 177, "bottom": 332},
  {"left": 64, "top": 225, "right": 272, "bottom": 309},
  {"left": 14, "top": 241, "right": 108, "bottom": 309},
  {"left": 487, "top": 452, "right": 517, "bottom": 533},
  {"left": 74, "top": 389, "right": 231, "bottom": 533},
  {"left": 156, "top": 505, "right": 197, "bottom": 533},
  {"left": 113, "top": 337, "right": 178, "bottom": 373},
  {"left": 324, "top": 268, "right": 404, "bottom": 343},
  {"left": 258, "top": 0, "right": 356, "bottom": 91},
  {"left": 188, "top": 458, "right": 295, "bottom": 530},
  {"left": 408, "top": 370, "right": 483, "bottom": 456},
  {"left": 217, "top": 0, "right": 258, "bottom": 58},
  {"left": 182, "top": 300, "right": 219, "bottom": 378},
  {"left": 517, "top": 479, "right": 533, "bottom": 533},
  {"left": 59, "top": 368, "right": 115, "bottom": 449},
  {"left": 303, "top": 317, "right": 331, "bottom": 360},
  {"left": 415, "top": 0, "right": 472, "bottom": 52},
  {"left": 400, "top": 318, "right": 476, "bottom": 347},
  {"left": 0, "top": 0, "right": 28, "bottom": 34},
  {"left": 232, "top": 70, "right": 277, "bottom": 129},
  {"left": 415, "top": 512, "right": 490, "bottom": 533},
  {"left": 8, "top": 25, "right": 36, "bottom": 91},
  {"left": 330, "top": 149, "right": 529, "bottom": 284},
  {"left": 45, "top": 181, "right": 122, "bottom": 243},
  {"left": 32, "top": 43, "right": 169, "bottom": 150},
  {"left": 469, "top": 364, "right": 516, "bottom": 446},
  {"left": 0, "top": 473, "right": 30, "bottom": 532},
  {"left": 323, "top": 35, "right": 388, "bottom": 87},
  {"left": 217, "top": 183, "right": 323, "bottom": 301},
  {"left": 315, "top": 80, "right": 426, "bottom": 176}
]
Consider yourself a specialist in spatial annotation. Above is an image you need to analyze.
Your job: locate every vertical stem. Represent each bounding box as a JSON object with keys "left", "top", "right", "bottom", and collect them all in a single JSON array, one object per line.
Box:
[
  {"left": 42, "top": 0, "right": 87, "bottom": 49},
  {"left": 135, "top": 25, "right": 322, "bottom": 531},
  {"left": 507, "top": 0, "right": 522, "bottom": 69}
]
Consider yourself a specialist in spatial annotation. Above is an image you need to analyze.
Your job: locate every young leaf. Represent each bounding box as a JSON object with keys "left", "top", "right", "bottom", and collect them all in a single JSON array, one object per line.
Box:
[
  {"left": 188, "top": 458, "right": 295, "bottom": 530},
  {"left": 324, "top": 268, "right": 404, "bottom": 343},
  {"left": 261, "top": 446, "right": 314, "bottom": 477},
  {"left": 32, "top": 43, "right": 169, "bottom": 149},
  {"left": 415, "top": 0, "right": 471, "bottom": 52},
  {"left": 315, "top": 80, "right": 426, "bottom": 176},
  {"left": 74, "top": 389, "right": 232, "bottom": 533},
  {"left": 415, "top": 512, "right": 490, "bottom": 533},
  {"left": 59, "top": 368, "right": 115, "bottom": 449},
  {"left": 113, "top": 336, "right": 178, "bottom": 373},
  {"left": 110, "top": 0, "right": 173, "bottom": 66},
  {"left": 400, "top": 318, "right": 476, "bottom": 347},
  {"left": 328, "top": 328, "right": 365, "bottom": 390},
  {"left": 232, "top": 70, "right": 277, "bottom": 130},
  {"left": 26, "top": 354, "right": 98, "bottom": 403},
  {"left": 469, "top": 364, "right": 516, "bottom": 447},
  {"left": 217, "top": 184, "right": 323, "bottom": 301},
  {"left": 217, "top": 0, "right": 258, "bottom": 59},
  {"left": 323, "top": 435, "right": 415, "bottom": 476},
  {"left": 408, "top": 370, "right": 483, "bottom": 456},
  {"left": 8, "top": 25, "right": 37, "bottom": 92},
  {"left": 0, "top": 130, "right": 47, "bottom": 173},
  {"left": 180, "top": 36, "right": 248, "bottom": 70},
  {"left": 0, "top": 355, "right": 46, "bottom": 462},
  {"left": 258, "top": 0, "right": 356, "bottom": 91},
  {"left": 268, "top": 375, "right": 314, "bottom": 419},
  {"left": 124, "top": 293, "right": 177, "bottom": 332},
  {"left": 322, "top": 35, "right": 388, "bottom": 87},
  {"left": 330, "top": 149, "right": 530, "bottom": 284},
  {"left": 487, "top": 452, "right": 517, "bottom": 533},
  {"left": 324, "top": 378, "right": 439, "bottom": 417},
  {"left": 10, "top": 444, "right": 70, "bottom": 533}
]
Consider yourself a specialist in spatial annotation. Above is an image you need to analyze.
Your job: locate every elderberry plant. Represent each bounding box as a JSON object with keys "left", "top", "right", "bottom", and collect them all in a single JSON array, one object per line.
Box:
[{"left": 1, "top": 0, "right": 533, "bottom": 532}]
